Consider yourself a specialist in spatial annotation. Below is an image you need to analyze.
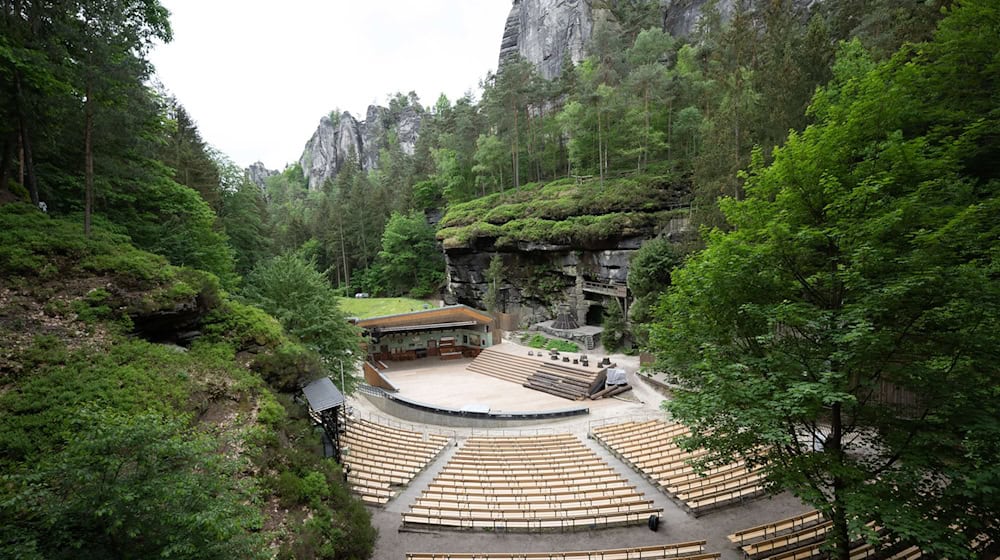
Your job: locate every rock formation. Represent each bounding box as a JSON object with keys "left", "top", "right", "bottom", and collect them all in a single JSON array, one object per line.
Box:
[
  {"left": 500, "top": 0, "right": 820, "bottom": 79},
  {"left": 246, "top": 161, "right": 277, "bottom": 193},
  {"left": 444, "top": 214, "right": 692, "bottom": 327},
  {"left": 299, "top": 105, "right": 424, "bottom": 191},
  {"left": 498, "top": 0, "right": 594, "bottom": 80}
]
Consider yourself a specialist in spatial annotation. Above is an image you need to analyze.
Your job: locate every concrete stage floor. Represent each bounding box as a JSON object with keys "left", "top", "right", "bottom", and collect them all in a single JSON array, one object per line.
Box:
[{"left": 377, "top": 342, "right": 628, "bottom": 414}]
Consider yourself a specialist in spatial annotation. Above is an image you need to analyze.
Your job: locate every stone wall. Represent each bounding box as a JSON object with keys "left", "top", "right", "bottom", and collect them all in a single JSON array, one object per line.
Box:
[{"left": 444, "top": 215, "right": 691, "bottom": 328}]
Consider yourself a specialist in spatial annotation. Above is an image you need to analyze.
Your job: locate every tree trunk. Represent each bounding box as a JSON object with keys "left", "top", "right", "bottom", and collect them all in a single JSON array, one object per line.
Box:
[
  {"left": 642, "top": 89, "right": 650, "bottom": 172},
  {"left": 597, "top": 110, "right": 604, "bottom": 187},
  {"left": 0, "top": 134, "right": 12, "bottom": 194},
  {"left": 339, "top": 217, "right": 350, "bottom": 289},
  {"left": 84, "top": 83, "right": 94, "bottom": 236},
  {"left": 14, "top": 71, "right": 39, "bottom": 206},
  {"left": 829, "top": 402, "right": 852, "bottom": 560},
  {"left": 512, "top": 105, "right": 520, "bottom": 189},
  {"left": 667, "top": 100, "right": 673, "bottom": 163}
]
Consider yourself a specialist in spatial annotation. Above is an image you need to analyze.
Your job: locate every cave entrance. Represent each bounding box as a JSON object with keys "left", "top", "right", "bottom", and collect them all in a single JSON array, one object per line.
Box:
[{"left": 585, "top": 304, "right": 604, "bottom": 326}]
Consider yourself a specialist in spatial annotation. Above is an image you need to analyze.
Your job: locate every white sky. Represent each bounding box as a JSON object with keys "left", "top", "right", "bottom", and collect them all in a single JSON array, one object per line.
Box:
[{"left": 148, "top": 1, "right": 513, "bottom": 170}]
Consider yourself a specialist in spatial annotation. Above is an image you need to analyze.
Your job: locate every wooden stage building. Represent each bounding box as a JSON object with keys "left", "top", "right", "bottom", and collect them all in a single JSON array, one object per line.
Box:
[{"left": 356, "top": 305, "right": 495, "bottom": 362}]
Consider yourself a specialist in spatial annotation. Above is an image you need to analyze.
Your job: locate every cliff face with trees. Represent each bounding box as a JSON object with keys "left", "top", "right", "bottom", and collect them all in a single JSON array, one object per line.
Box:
[{"left": 267, "top": 0, "right": 953, "bottom": 326}]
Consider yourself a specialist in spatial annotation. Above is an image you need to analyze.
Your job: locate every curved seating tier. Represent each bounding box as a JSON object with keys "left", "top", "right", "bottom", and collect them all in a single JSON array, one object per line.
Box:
[
  {"left": 343, "top": 418, "right": 450, "bottom": 506},
  {"left": 406, "top": 540, "right": 718, "bottom": 560},
  {"left": 728, "top": 510, "right": 920, "bottom": 560},
  {"left": 403, "top": 433, "right": 661, "bottom": 531},
  {"left": 590, "top": 420, "right": 765, "bottom": 516}
]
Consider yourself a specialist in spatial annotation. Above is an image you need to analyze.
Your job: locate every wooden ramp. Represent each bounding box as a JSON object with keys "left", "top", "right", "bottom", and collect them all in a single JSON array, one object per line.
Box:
[{"left": 467, "top": 347, "right": 605, "bottom": 401}]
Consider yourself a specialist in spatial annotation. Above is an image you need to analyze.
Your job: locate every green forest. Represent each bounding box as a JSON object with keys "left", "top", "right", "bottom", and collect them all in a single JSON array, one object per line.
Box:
[{"left": 2, "top": 0, "right": 998, "bottom": 558}]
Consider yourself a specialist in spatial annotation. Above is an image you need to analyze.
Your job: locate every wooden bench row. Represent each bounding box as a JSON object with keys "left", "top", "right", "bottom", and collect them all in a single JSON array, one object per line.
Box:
[
  {"left": 406, "top": 435, "right": 657, "bottom": 531},
  {"left": 405, "top": 540, "right": 710, "bottom": 560},
  {"left": 402, "top": 507, "right": 663, "bottom": 531},
  {"left": 342, "top": 419, "right": 451, "bottom": 506},
  {"left": 729, "top": 513, "right": 890, "bottom": 560},
  {"left": 414, "top": 490, "right": 645, "bottom": 508},
  {"left": 347, "top": 423, "right": 449, "bottom": 453},
  {"left": 426, "top": 474, "right": 627, "bottom": 491},
  {"left": 591, "top": 420, "right": 767, "bottom": 516},
  {"left": 728, "top": 510, "right": 824, "bottom": 546},
  {"left": 420, "top": 483, "right": 637, "bottom": 501},
  {"left": 437, "top": 465, "right": 615, "bottom": 480},
  {"left": 409, "top": 500, "right": 658, "bottom": 519},
  {"left": 351, "top": 418, "right": 449, "bottom": 443}
]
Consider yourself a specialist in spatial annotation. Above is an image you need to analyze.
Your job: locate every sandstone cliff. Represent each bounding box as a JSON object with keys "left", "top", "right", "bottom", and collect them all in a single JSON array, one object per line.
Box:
[
  {"left": 299, "top": 105, "right": 423, "bottom": 191},
  {"left": 499, "top": 0, "right": 595, "bottom": 80},
  {"left": 246, "top": 161, "right": 277, "bottom": 193},
  {"left": 500, "top": 0, "right": 818, "bottom": 80}
]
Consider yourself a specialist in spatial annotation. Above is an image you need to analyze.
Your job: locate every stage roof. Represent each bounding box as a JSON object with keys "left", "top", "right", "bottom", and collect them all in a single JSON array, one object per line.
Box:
[
  {"left": 302, "top": 377, "right": 345, "bottom": 413},
  {"left": 356, "top": 305, "right": 493, "bottom": 331}
]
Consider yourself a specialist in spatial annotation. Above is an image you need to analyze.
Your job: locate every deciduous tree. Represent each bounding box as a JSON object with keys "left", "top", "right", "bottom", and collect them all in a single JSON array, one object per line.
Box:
[{"left": 652, "top": 5, "right": 1000, "bottom": 556}]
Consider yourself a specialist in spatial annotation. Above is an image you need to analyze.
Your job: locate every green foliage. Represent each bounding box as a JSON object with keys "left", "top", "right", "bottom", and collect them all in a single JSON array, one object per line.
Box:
[
  {"left": 0, "top": 203, "right": 170, "bottom": 285},
  {"left": 216, "top": 156, "right": 272, "bottom": 276},
  {"left": 251, "top": 340, "right": 326, "bottom": 393},
  {"left": 520, "top": 333, "right": 579, "bottom": 353},
  {"left": 522, "top": 333, "right": 548, "bottom": 348},
  {"left": 120, "top": 175, "right": 238, "bottom": 288},
  {"left": 335, "top": 296, "right": 429, "bottom": 319},
  {"left": 368, "top": 211, "right": 445, "bottom": 297},
  {"left": 484, "top": 254, "right": 504, "bottom": 312},
  {"left": 0, "top": 182, "right": 376, "bottom": 560},
  {"left": 202, "top": 299, "right": 286, "bottom": 349},
  {"left": 438, "top": 174, "right": 682, "bottom": 228},
  {"left": 601, "top": 299, "right": 627, "bottom": 352},
  {"left": 628, "top": 237, "right": 684, "bottom": 345},
  {"left": 437, "top": 173, "right": 684, "bottom": 249},
  {"left": 546, "top": 338, "right": 579, "bottom": 353},
  {"left": 652, "top": 3, "right": 1000, "bottom": 555},
  {"left": 628, "top": 237, "right": 682, "bottom": 299},
  {"left": 2, "top": 409, "right": 267, "bottom": 560},
  {"left": 72, "top": 288, "right": 113, "bottom": 323},
  {"left": 243, "top": 253, "right": 361, "bottom": 392}
]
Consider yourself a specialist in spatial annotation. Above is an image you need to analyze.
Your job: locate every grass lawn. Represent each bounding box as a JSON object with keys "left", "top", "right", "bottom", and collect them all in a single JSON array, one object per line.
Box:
[{"left": 336, "top": 297, "right": 432, "bottom": 319}]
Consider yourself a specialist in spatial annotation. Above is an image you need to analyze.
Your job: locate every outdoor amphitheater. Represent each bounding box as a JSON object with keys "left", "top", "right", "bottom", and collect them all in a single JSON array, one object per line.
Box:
[{"left": 319, "top": 307, "right": 925, "bottom": 560}]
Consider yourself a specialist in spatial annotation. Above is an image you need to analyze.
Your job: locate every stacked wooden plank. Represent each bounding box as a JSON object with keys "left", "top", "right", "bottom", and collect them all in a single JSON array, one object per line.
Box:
[
  {"left": 342, "top": 418, "right": 450, "bottom": 506},
  {"left": 406, "top": 541, "right": 719, "bottom": 560},
  {"left": 590, "top": 419, "right": 766, "bottom": 516},
  {"left": 523, "top": 359, "right": 605, "bottom": 400},
  {"left": 467, "top": 347, "right": 606, "bottom": 401},
  {"left": 403, "top": 433, "right": 661, "bottom": 531}
]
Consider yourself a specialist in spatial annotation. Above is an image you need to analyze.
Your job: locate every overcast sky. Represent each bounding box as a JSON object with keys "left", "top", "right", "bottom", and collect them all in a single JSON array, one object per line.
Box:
[{"left": 148, "top": 1, "right": 513, "bottom": 170}]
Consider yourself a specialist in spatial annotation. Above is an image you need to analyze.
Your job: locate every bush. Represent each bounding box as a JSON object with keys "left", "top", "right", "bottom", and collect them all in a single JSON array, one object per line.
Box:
[
  {"left": 546, "top": 339, "right": 579, "bottom": 353},
  {"left": 520, "top": 333, "right": 578, "bottom": 353}
]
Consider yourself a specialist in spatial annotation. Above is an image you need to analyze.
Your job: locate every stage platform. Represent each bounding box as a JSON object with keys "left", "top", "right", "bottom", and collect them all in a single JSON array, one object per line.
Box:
[{"left": 375, "top": 343, "right": 625, "bottom": 414}]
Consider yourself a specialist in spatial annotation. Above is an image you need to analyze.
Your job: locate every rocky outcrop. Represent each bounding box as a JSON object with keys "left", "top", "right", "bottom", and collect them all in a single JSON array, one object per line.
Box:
[
  {"left": 500, "top": 0, "right": 820, "bottom": 79},
  {"left": 299, "top": 105, "right": 424, "bottom": 191},
  {"left": 246, "top": 161, "right": 277, "bottom": 193},
  {"left": 396, "top": 105, "right": 422, "bottom": 156},
  {"left": 499, "top": 0, "right": 594, "bottom": 80},
  {"left": 444, "top": 214, "right": 691, "bottom": 327}
]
